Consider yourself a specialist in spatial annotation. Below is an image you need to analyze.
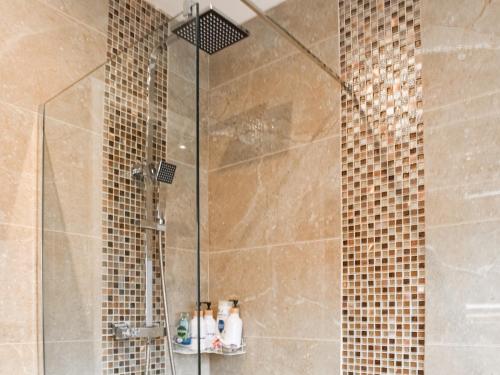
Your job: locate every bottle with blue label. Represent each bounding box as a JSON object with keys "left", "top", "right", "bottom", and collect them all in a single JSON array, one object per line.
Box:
[
  {"left": 176, "top": 312, "right": 191, "bottom": 345},
  {"left": 216, "top": 300, "right": 232, "bottom": 338}
]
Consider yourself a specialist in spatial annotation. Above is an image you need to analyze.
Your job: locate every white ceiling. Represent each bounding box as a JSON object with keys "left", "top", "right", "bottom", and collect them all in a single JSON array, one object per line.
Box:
[{"left": 147, "top": 0, "right": 286, "bottom": 23}]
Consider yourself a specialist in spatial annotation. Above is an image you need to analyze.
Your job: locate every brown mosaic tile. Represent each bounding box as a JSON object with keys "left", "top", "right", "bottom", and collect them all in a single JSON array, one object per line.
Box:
[
  {"left": 102, "top": 1, "right": 168, "bottom": 374},
  {"left": 339, "top": 0, "right": 425, "bottom": 374}
]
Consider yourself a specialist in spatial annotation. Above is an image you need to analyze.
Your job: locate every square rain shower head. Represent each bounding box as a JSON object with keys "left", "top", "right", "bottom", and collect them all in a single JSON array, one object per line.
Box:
[
  {"left": 156, "top": 160, "right": 177, "bottom": 184},
  {"left": 173, "top": 8, "right": 249, "bottom": 55}
]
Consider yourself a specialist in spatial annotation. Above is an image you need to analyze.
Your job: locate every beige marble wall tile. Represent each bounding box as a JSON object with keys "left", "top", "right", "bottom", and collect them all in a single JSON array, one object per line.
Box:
[
  {"left": 267, "top": 0, "right": 339, "bottom": 46},
  {"left": 209, "top": 240, "right": 340, "bottom": 340},
  {"left": 172, "top": 354, "right": 210, "bottom": 375},
  {"left": 165, "top": 248, "right": 209, "bottom": 319},
  {"left": 266, "top": 137, "right": 341, "bottom": 244},
  {"left": 426, "top": 181, "right": 500, "bottom": 227},
  {"left": 422, "top": 22, "right": 500, "bottom": 54},
  {"left": 43, "top": 232, "right": 101, "bottom": 342},
  {"left": 167, "top": 70, "right": 210, "bottom": 171},
  {"left": 44, "top": 71, "right": 105, "bottom": 134},
  {"left": 0, "top": 343, "right": 37, "bottom": 375},
  {"left": 423, "top": 91, "right": 500, "bottom": 131},
  {"left": 208, "top": 17, "right": 291, "bottom": 89},
  {"left": 162, "top": 164, "right": 209, "bottom": 250},
  {"left": 209, "top": 0, "right": 339, "bottom": 88},
  {"left": 42, "top": 118, "right": 101, "bottom": 236},
  {"left": 271, "top": 240, "right": 341, "bottom": 340},
  {"left": 210, "top": 337, "right": 340, "bottom": 375},
  {"left": 425, "top": 118, "right": 500, "bottom": 188},
  {"left": 422, "top": 0, "right": 500, "bottom": 35},
  {"left": 0, "top": 224, "right": 36, "bottom": 343},
  {"left": 209, "top": 157, "right": 273, "bottom": 250},
  {"left": 0, "top": 0, "right": 106, "bottom": 110},
  {"left": 38, "top": 0, "right": 109, "bottom": 34},
  {"left": 167, "top": 37, "right": 210, "bottom": 90},
  {"left": 209, "top": 51, "right": 340, "bottom": 169},
  {"left": 422, "top": 49, "right": 500, "bottom": 111},
  {"left": 44, "top": 340, "right": 101, "bottom": 375},
  {"left": 423, "top": 2, "right": 500, "bottom": 372},
  {"left": 0, "top": 102, "right": 37, "bottom": 227},
  {"left": 425, "top": 345, "right": 500, "bottom": 375},
  {"left": 426, "top": 221, "right": 500, "bottom": 346},
  {"left": 209, "top": 137, "right": 340, "bottom": 251}
]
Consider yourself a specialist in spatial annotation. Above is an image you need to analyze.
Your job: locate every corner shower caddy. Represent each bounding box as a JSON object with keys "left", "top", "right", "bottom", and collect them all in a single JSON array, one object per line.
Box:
[{"left": 173, "top": 339, "right": 247, "bottom": 356}]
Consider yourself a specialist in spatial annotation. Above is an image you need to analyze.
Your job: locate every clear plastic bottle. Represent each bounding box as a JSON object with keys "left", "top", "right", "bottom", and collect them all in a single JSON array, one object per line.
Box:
[{"left": 176, "top": 312, "right": 190, "bottom": 345}]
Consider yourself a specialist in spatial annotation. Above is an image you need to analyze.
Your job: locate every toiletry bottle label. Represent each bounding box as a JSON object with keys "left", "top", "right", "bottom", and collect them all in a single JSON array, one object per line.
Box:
[{"left": 218, "top": 319, "right": 224, "bottom": 333}]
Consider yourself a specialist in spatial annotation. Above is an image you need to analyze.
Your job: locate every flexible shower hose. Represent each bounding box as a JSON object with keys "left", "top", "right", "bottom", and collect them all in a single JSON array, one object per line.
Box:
[{"left": 159, "top": 230, "right": 177, "bottom": 375}]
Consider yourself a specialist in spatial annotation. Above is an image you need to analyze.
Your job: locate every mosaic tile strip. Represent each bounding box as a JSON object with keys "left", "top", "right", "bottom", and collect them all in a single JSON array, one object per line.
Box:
[
  {"left": 339, "top": 0, "right": 425, "bottom": 374},
  {"left": 103, "top": 1, "right": 168, "bottom": 374}
]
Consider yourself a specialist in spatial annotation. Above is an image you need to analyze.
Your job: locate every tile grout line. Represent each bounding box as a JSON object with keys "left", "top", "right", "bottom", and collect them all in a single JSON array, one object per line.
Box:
[
  {"left": 208, "top": 133, "right": 341, "bottom": 173},
  {"left": 33, "top": 0, "right": 107, "bottom": 38},
  {"left": 210, "top": 33, "right": 340, "bottom": 91},
  {"left": 427, "top": 178, "right": 500, "bottom": 193},
  {"left": 427, "top": 217, "right": 500, "bottom": 229},
  {"left": 209, "top": 237, "right": 341, "bottom": 254},
  {"left": 245, "top": 335, "right": 341, "bottom": 343}
]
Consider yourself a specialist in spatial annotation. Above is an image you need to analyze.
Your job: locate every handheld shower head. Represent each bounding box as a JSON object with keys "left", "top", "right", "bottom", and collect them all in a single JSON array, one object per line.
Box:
[
  {"left": 131, "top": 160, "right": 177, "bottom": 184},
  {"left": 156, "top": 160, "right": 177, "bottom": 184}
]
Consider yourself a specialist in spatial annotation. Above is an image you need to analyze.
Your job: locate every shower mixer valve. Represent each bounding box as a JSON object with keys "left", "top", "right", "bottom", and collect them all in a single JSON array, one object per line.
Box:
[{"left": 113, "top": 322, "right": 166, "bottom": 340}]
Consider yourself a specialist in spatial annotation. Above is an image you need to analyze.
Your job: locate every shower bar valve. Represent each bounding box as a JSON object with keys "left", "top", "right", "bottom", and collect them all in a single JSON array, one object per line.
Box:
[{"left": 113, "top": 322, "right": 166, "bottom": 340}]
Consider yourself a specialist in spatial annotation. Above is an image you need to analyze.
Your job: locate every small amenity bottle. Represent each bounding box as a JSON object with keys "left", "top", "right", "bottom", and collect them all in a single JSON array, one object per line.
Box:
[
  {"left": 216, "top": 300, "right": 232, "bottom": 337},
  {"left": 190, "top": 310, "right": 207, "bottom": 351},
  {"left": 176, "top": 312, "right": 190, "bottom": 345},
  {"left": 224, "top": 301, "right": 243, "bottom": 348},
  {"left": 203, "top": 302, "right": 217, "bottom": 350}
]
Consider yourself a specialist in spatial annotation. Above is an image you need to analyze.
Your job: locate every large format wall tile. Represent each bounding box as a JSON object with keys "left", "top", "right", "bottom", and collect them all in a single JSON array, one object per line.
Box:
[
  {"left": 209, "top": 0, "right": 339, "bottom": 88},
  {"left": 209, "top": 51, "right": 340, "bottom": 169},
  {"left": 426, "top": 221, "right": 500, "bottom": 347},
  {"left": 209, "top": 157, "right": 272, "bottom": 250},
  {"left": 210, "top": 337, "right": 340, "bottom": 375},
  {"left": 423, "top": 49, "right": 500, "bottom": 111},
  {"left": 265, "top": 137, "right": 341, "bottom": 244},
  {"left": 38, "top": 0, "right": 109, "bottom": 34},
  {"left": 44, "top": 72, "right": 105, "bottom": 134},
  {"left": 208, "top": 16, "right": 291, "bottom": 89},
  {"left": 43, "top": 232, "right": 101, "bottom": 342},
  {"left": 166, "top": 72, "right": 209, "bottom": 169},
  {"left": 423, "top": 1, "right": 500, "bottom": 374},
  {"left": 210, "top": 240, "right": 341, "bottom": 341},
  {"left": 44, "top": 340, "right": 101, "bottom": 375},
  {"left": 0, "top": 102, "right": 37, "bottom": 227},
  {"left": 165, "top": 248, "right": 209, "bottom": 317},
  {"left": 43, "top": 118, "right": 101, "bottom": 236},
  {"left": 426, "top": 345, "right": 500, "bottom": 375},
  {"left": 422, "top": 0, "right": 500, "bottom": 34},
  {"left": 0, "top": 0, "right": 106, "bottom": 110},
  {"left": 426, "top": 180, "right": 500, "bottom": 227},
  {"left": 0, "top": 343, "right": 37, "bottom": 375},
  {"left": 425, "top": 118, "right": 500, "bottom": 188},
  {"left": 0, "top": 224, "right": 36, "bottom": 344},
  {"left": 209, "top": 136, "right": 340, "bottom": 251},
  {"left": 163, "top": 164, "right": 209, "bottom": 250}
]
